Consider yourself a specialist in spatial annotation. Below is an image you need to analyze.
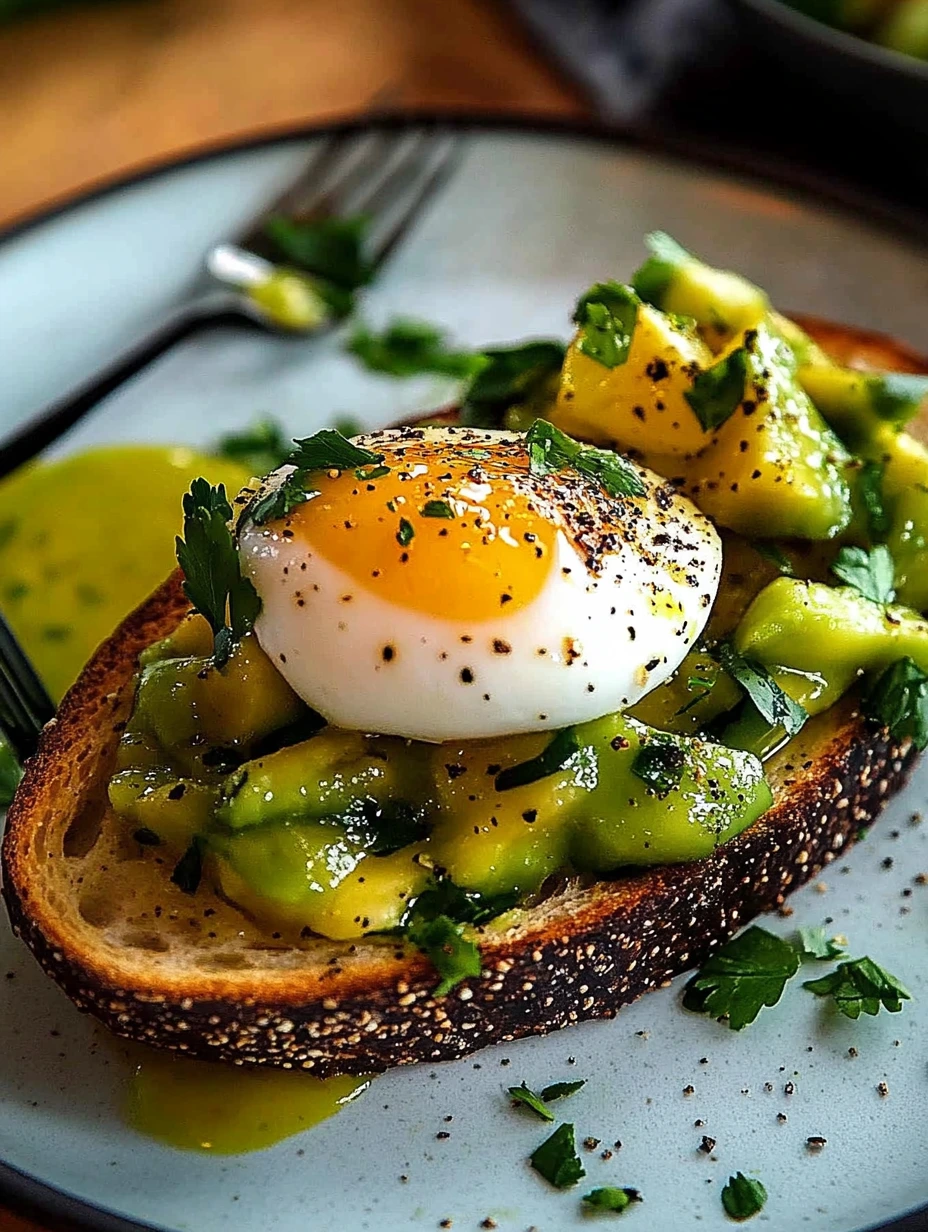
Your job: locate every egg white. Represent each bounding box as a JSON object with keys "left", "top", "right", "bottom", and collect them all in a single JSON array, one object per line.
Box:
[{"left": 240, "top": 443, "right": 722, "bottom": 743}]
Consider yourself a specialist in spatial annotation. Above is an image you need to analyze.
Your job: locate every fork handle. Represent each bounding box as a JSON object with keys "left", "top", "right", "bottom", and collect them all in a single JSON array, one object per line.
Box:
[{"left": 0, "top": 293, "right": 260, "bottom": 482}]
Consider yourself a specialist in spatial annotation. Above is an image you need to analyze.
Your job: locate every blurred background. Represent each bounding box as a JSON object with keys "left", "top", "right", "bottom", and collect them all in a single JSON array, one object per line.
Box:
[{"left": 1, "top": 0, "right": 927, "bottom": 234}]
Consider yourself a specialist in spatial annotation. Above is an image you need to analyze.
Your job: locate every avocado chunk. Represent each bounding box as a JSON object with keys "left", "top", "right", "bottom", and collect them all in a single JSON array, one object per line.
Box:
[
  {"left": 213, "top": 822, "right": 429, "bottom": 939},
  {"left": 133, "top": 632, "right": 306, "bottom": 759},
  {"left": 218, "top": 727, "right": 434, "bottom": 836},
  {"left": 679, "top": 325, "right": 853, "bottom": 541},
  {"left": 632, "top": 232, "right": 768, "bottom": 353},
  {"left": 553, "top": 293, "right": 713, "bottom": 454},
  {"left": 628, "top": 648, "right": 741, "bottom": 734},
  {"left": 108, "top": 770, "right": 217, "bottom": 850},
  {"left": 799, "top": 363, "right": 928, "bottom": 444},
  {"left": 734, "top": 576, "right": 928, "bottom": 707}
]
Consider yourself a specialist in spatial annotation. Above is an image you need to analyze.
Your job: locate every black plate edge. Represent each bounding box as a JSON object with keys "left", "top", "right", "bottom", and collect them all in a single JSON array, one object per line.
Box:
[{"left": 1, "top": 110, "right": 927, "bottom": 1232}]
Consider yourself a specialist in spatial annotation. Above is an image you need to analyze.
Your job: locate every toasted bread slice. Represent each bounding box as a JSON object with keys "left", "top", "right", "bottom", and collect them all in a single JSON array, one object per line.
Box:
[{"left": 1, "top": 318, "right": 923, "bottom": 1075}]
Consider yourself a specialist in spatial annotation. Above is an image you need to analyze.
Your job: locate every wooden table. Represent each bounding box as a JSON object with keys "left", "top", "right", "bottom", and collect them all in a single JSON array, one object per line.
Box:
[
  {"left": 0, "top": 3, "right": 585, "bottom": 1227},
  {"left": 0, "top": 0, "right": 586, "bottom": 230}
]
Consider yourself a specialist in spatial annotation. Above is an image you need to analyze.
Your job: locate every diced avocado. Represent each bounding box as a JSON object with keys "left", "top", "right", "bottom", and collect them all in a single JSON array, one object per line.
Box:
[
  {"left": 133, "top": 632, "right": 305, "bottom": 756},
  {"left": 108, "top": 770, "right": 217, "bottom": 850},
  {"left": 553, "top": 297, "right": 713, "bottom": 455},
  {"left": 734, "top": 576, "right": 928, "bottom": 703},
  {"left": 139, "top": 613, "right": 215, "bottom": 667},
  {"left": 681, "top": 326, "right": 853, "bottom": 540},
  {"left": 799, "top": 363, "right": 928, "bottom": 444},
  {"left": 218, "top": 727, "right": 434, "bottom": 835},
  {"left": 768, "top": 311, "right": 828, "bottom": 370},
  {"left": 213, "top": 822, "right": 429, "bottom": 939},
  {"left": 628, "top": 649, "right": 741, "bottom": 734},
  {"left": 568, "top": 711, "right": 771, "bottom": 869},
  {"left": 632, "top": 232, "right": 768, "bottom": 353},
  {"left": 875, "top": 0, "right": 928, "bottom": 57}
]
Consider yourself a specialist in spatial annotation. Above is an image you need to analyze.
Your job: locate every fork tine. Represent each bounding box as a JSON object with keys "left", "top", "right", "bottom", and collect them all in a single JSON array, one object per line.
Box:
[
  {"left": 0, "top": 612, "right": 55, "bottom": 731},
  {"left": 341, "top": 129, "right": 442, "bottom": 221},
  {"left": 368, "top": 133, "right": 464, "bottom": 272}
]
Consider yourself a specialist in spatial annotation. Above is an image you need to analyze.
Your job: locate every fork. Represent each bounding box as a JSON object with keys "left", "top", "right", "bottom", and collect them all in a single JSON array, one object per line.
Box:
[
  {"left": 0, "top": 124, "right": 464, "bottom": 762},
  {"left": 0, "top": 124, "right": 463, "bottom": 483}
]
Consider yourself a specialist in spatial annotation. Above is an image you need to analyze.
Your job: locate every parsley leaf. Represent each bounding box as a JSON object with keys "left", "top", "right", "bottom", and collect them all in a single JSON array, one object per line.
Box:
[
  {"left": 719, "top": 645, "right": 808, "bottom": 738},
  {"left": 396, "top": 518, "right": 415, "bottom": 547},
  {"left": 288, "top": 429, "right": 383, "bottom": 472},
  {"left": 405, "top": 879, "right": 519, "bottom": 928},
  {"left": 347, "top": 319, "right": 483, "bottom": 379},
  {"left": 461, "top": 341, "right": 565, "bottom": 428},
  {"left": 530, "top": 1123, "right": 585, "bottom": 1189},
  {"left": 682, "top": 925, "right": 801, "bottom": 1030},
  {"left": 264, "top": 214, "right": 371, "bottom": 289},
  {"left": 632, "top": 737, "right": 686, "bottom": 795},
  {"left": 421, "top": 499, "right": 455, "bottom": 519},
  {"left": 508, "top": 1083, "right": 555, "bottom": 1122},
  {"left": 803, "top": 956, "right": 911, "bottom": 1018},
  {"left": 246, "top": 430, "right": 384, "bottom": 527},
  {"left": 582, "top": 1187, "right": 642, "bottom": 1213},
  {"left": 685, "top": 347, "right": 749, "bottom": 431},
  {"left": 858, "top": 459, "right": 891, "bottom": 541},
  {"left": 864, "top": 657, "right": 928, "bottom": 749},
  {"left": 753, "top": 542, "right": 794, "bottom": 576},
  {"left": 175, "top": 479, "right": 261, "bottom": 669},
  {"left": 797, "top": 925, "right": 845, "bottom": 961},
  {"left": 406, "top": 913, "right": 481, "bottom": 997},
  {"left": 631, "top": 231, "right": 693, "bottom": 305},
  {"left": 831, "top": 544, "right": 895, "bottom": 604},
  {"left": 523, "top": 419, "right": 645, "bottom": 499},
  {"left": 495, "top": 726, "right": 580, "bottom": 791},
  {"left": 721, "top": 1173, "right": 767, "bottom": 1221},
  {"left": 170, "top": 838, "right": 204, "bottom": 895},
  {"left": 540, "top": 1079, "right": 586, "bottom": 1101},
  {"left": 868, "top": 372, "right": 928, "bottom": 426},
  {"left": 216, "top": 417, "right": 291, "bottom": 477},
  {"left": 573, "top": 282, "right": 640, "bottom": 369}
]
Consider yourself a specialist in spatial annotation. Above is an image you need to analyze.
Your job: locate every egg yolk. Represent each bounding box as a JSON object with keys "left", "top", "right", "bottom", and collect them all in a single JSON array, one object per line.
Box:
[{"left": 282, "top": 435, "right": 557, "bottom": 621}]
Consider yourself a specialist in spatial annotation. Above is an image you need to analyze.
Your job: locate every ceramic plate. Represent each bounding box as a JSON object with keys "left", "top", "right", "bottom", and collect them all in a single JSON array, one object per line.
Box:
[{"left": 2, "top": 121, "right": 928, "bottom": 1232}]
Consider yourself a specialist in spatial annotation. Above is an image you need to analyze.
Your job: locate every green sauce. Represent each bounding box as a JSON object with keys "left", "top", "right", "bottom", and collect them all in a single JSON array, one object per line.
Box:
[
  {"left": 0, "top": 446, "right": 249, "bottom": 702},
  {"left": 127, "top": 1051, "right": 370, "bottom": 1154}
]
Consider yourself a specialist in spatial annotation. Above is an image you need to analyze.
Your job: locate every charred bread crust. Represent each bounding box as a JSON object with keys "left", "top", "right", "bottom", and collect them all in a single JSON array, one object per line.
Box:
[{"left": 1, "top": 318, "right": 924, "bottom": 1073}]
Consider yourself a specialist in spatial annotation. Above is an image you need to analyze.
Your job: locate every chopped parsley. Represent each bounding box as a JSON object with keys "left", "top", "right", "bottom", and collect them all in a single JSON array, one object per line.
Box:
[
  {"left": 530, "top": 1123, "right": 585, "bottom": 1189},
  {"left": 573, "top": 282, "right": 639, "bottom": 369},
  {"left": 396, "top": 518, "right": 415, "bottom": 547},
  {"left": 495, "top": 726, "right": 580, "bottom": 792},
  {"left": 721, "top": 1173, "right": 767, "bottom": 1221},
  {"left": 175, "top": 479, "right": 261, "bottom": 669},
  {"left": 405, "top": 913, "right": 481, "bottom": 997},
  {"left": 632, "top": 737, "right": 686, "bottom": 794},
  {"left": 264, "top": 214, "right": 371, "bottom": 290},
  {"left": 461, "top": 340, "right": 565, "bottom": 428},
  {"left": 864, "top": 656, "right": 928, "bottom": 749},
  {"left": 405, "top": 879, "right": 519, "bottom": 928},
  {"left": 685, "top": 346, "right": 749, "bottom": 432},
  {"left": 524, "top": 419, "right": 645, "bottom": 499},
  {"left": 831, "top": 544, "right": 895, "bottom": 604},
  {"left": 797, "top": 925, "right": 845, "bottom": 961},
  {"left": 719, "top": 645, "right": 807, "bottom": 738},
  {"left": 508, "top": 1083, "right": 555, "bottom": 1122},
  {"left": 582, "top": 1187, "right": 641, "bottom": 1214},
  {"left": 247, "top": 429, "right": 384, "bottom": 527},
  {"left": 803, "top": 956, "right": 911, "bottom": 1018},
  {"left": 347, "top": 319, "right": 483, "bottom": 379},
  {"left": 753, "top": 542, "right": 794, "bottom": 575},
  {"left": 541, "top": 1079, "right": 586, "bottom": 1101},
  {"left": 132, "top": 827, "right": 162, "bottom": 847},
  {"left": 170, "top": 839, "right": 204, "bottom": 895},
  {"left": 421, "top": 499, "right": 455, "bottom": 519},
  {"left": 858, "top": 459, "right": 891, "bottom": 541},
  {"left": 631, "top": 231, "right": 692, "bottom": 305},
  {"left": 216, "top": 417, "right": 291, "bottom": 476},
  {"left": 682, "top": 925, "right": 801, "bottom": 1030}
]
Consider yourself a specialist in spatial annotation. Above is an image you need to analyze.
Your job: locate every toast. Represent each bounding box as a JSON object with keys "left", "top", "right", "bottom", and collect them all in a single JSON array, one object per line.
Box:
[{"left": 1, "top": 316, "right": 924, "bottom": 1076}]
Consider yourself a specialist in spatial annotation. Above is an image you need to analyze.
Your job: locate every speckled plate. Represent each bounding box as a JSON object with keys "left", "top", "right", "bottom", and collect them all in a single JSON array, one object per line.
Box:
[{"left": 2, "top": 120, "right": 928, "bottom": 1232}]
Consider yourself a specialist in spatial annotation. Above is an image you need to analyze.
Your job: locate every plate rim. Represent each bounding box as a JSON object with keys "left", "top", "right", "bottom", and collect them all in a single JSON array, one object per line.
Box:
[{"left": 2, "top": 110, "right": 928, "bottom": 1232}]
